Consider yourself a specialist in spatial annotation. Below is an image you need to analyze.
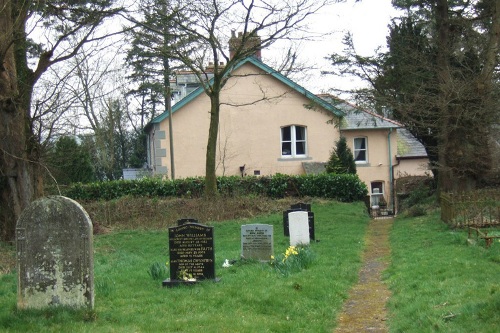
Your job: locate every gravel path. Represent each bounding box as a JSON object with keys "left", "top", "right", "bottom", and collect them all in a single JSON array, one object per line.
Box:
[{"left": 334, "top": 218, "right": 393, "bottom": 333}]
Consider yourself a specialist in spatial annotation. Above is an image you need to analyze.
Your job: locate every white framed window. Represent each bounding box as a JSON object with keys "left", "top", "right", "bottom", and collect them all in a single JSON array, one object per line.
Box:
[
  {"left": 281, "top": 125, "right": 307, "bottom": 158},
  {"left": 353, "top": 137, "right": 367, "bottom": 163},
  {"left": 371, "top": 181, "right": 385, "bottom": 207}
]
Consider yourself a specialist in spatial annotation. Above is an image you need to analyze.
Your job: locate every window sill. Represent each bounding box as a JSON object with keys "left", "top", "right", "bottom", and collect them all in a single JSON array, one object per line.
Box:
[
  {"left": 278, "top": 156, "right": 312, "bottom": 162},
  {"left": 355, "top": 162, "right": 371, "bottom": 167}
]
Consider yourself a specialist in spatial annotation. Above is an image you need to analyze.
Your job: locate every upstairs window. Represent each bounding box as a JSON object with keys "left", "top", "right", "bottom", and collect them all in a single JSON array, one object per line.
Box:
[
  {"left": 353, "top": 137, "right": 367, "bottom": 163},
  {"left": 281, "top": 125, "right": 307, "bottom": 158}
]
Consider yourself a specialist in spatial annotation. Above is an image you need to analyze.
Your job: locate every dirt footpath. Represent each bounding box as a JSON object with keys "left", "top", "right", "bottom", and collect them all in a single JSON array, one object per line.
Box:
[{"left": 334, "top": 218, "right": 393, "bottom": 333}]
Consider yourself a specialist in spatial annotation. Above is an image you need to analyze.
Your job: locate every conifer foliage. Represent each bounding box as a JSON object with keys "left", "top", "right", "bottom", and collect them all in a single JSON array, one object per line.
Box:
[{"left": 325, "top": 137, "right": 356, "bottom": 175}]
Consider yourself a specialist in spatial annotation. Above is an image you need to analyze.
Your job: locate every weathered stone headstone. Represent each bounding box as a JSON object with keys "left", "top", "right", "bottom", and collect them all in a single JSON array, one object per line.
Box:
[
  {"left": 163, "top": 223, "right": 217, "bottom": 287},
  {"left": 283, "top": 205, "right": 315, "bottom": 240},
  {"left": 288, "top": 211, "right": 310, "bottom": 246},
  {"left": 16, "top": 196, "right": 94, "bottom": 309},
  {"left": 241, "top": 224, "right": 273, "bottom": 261},
  {"left": 177, "top": 218, "right": 199, "bottom": 226}
]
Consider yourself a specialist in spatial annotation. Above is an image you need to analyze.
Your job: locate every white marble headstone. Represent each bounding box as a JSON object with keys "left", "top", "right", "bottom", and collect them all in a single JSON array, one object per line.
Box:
[{"left": 288, "top": 211, "right": 310, "bottom": 246}]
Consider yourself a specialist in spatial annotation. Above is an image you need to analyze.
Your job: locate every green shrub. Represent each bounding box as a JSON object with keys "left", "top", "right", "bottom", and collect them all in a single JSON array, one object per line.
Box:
[
  {"left": 61, "top": 173, "right": 368, "bottom": 202},
  {"left": 405, "top": 205, "right": 427, "bottom": 217}
]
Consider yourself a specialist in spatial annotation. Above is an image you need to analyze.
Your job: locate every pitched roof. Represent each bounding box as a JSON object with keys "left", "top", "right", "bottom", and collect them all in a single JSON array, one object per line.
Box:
[
  {"left": 317, "top": 94, "right": 427, "bottom": 158},
  {"left": 146, "top": 57, "right": 344, "bottom": 128},
  {"left": 317, "top": 94, "right": 401, "bottom": 130},
  {"left": 397, "top": 128, "right": 428, "bottom": 158}
]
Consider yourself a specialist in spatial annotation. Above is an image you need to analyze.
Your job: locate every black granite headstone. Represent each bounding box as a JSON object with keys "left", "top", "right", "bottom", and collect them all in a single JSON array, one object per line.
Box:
[
  {"left": 177, "top": 218, "right": 199, "bottom": 226},
  {"left": 163, "top": 223, "right": 217, "bottom": 287},
  {"left": 290, "top": 202, "right": 311, "bottom": 211},
  {"left": 283, "top": 203, "right": 315, "bottom": 240}
]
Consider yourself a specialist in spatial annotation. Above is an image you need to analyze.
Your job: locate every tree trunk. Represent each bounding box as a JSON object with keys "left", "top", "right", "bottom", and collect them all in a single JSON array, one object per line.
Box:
[
  {"left": 435, "top": 0, "right": 452, "bottom": 193},
  {"left": 434, "top": 0, "right": 498, "bottom": 193},
  {"left": 205, "top": 91, "right": 220, "bottom": 197},
  {"left": 0, "top": 0, "right": 40, "bottom": 241}
]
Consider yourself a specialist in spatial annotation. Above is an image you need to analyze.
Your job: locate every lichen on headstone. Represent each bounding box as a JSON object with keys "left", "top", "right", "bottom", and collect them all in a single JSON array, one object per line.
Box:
[{"left": 16, "top": 196, "right": 94, "bottom": 309}]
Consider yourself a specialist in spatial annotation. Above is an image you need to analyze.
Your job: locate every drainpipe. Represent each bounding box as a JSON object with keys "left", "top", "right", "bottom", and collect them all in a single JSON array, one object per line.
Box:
[
  {"left": 392, "top": 156, "right": 401, "bottom": 214},
  {"left": 388, "top": 128, "right": 394, "bottom": 213}
]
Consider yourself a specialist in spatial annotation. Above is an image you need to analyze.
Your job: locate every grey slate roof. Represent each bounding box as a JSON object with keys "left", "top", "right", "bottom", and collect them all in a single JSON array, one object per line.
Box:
[
  {"left": 317, "top": 94, "right": 427, "bottom": 159},
  {"left": 317, "top": 95, "right": 400, "bottom": 130},
  {"left": 397, "top": 128, "right": 428, "bottom": 158}
]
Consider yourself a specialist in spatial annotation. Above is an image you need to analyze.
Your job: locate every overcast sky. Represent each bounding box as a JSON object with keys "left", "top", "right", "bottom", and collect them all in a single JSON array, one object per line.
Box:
[{"left": 276, "top": 0, "right": 401, "bottom": 95}]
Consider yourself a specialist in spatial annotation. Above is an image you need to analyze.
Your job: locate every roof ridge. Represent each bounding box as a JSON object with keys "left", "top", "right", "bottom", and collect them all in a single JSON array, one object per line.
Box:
[{"left": 316, "top": 94, "right": 402, "bottom": 127}]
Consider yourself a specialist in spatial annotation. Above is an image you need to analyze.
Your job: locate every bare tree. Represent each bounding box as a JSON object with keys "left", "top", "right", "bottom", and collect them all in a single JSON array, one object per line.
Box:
[
  {"left": 0, "top": 0, "right": 123, "bottom": 240},
  {"left": 129, "top": 0, "right": 338, "bottom": 196},
  {"left": 67, "top": 45, "right": 134, "bottom": 180}
]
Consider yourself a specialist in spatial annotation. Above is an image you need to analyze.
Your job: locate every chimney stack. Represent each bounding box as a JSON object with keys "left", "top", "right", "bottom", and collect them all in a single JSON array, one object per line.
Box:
[{"left": 229, "top": 30, "right": 262, "bottom": 60}]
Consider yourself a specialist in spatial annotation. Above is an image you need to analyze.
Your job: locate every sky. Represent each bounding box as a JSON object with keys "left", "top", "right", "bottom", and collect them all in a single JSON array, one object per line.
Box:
[{"left": 270, "top": 0, "right": 401, "bottom": 95}]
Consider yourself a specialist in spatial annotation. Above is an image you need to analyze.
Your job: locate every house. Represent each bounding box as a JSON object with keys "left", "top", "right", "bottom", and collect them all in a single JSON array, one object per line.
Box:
[
  {"left": 317, "top": 96, "right": 430, "bottom": 207},
  {"left": 145, "top": 47, "right": 429, "bottom": 211}
]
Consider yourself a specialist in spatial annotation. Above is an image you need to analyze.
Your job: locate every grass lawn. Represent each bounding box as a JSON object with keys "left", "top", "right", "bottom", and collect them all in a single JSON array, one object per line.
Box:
[
  {"left": 0, "top": 200, "right": 369, "bottom": 333},
  {"left": 387, "top": 211, "right": 500, "bottom": 333}
]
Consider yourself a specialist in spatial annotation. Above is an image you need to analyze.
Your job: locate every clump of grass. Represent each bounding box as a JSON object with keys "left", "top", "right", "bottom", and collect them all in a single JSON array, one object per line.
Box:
[
  {"left": 95, "top": 277, "right": 115, "bottom": 297},
  {"left": 270, "top": 245, "right": 315, "bottom": 277},
  {"left": 148, "top": 262, "right": 168, "bottom": 280}
]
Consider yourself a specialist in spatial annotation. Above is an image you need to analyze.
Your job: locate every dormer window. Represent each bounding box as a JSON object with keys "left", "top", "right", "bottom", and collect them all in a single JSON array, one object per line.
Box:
[{"left": 281, "top": 125, "right": 307, "bottom": 158}]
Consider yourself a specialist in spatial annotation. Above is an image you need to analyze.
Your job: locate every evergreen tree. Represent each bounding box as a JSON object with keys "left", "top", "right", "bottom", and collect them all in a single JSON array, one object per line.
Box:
[
  {"left": 326, "top": 137, "right": 356, "bottom": 174},
  {"left": 47, "top": 136, "right": 95, "bottom": 185},
  {"left": 125, "top": 0, "right": 192, "bottom": 179},
  {"left": 328, "top": 0, "right": 500, "bottom": 192},
  {"left": 128, "top": 132, "right": 148, "bottom": 168}
]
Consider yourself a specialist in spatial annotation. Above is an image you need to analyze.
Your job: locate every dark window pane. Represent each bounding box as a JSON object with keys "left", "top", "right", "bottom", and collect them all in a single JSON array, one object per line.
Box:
[
  {"left": 355, "top": 150, "right": 366, "bottom": 161},
  {"left": 295, "top": 126, "right": 305, "bottom": 140},
  {"left": 296, "top": 141, "right": 305, "bottom": 155},
  {"left": 282, "top": 126, "right": 291, "bottom": 141},
  {"left": 354, "top": 138, "right": 366, "bottom": 149},
  {"left": 282, "top": 142, "right": 291, "bottom": 155},
  {"left": 371, "top": 182, "right": 383, "bottom": 193}
]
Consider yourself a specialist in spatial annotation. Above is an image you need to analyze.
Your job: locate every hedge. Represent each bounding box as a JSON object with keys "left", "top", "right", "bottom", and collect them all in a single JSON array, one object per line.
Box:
[{"left": 59, "top": 173, "right": 368, "bottom": 202}]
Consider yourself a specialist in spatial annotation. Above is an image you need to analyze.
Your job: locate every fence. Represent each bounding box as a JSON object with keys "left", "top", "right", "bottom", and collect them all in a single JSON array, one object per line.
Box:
[{"left": 441, "top": 189, "right": 500, "bottom": 228}]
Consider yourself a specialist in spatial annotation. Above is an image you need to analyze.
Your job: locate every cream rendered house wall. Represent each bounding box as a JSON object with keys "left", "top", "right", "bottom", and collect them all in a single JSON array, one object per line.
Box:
[
  {"left": 341, "top": 129, "right": 398, "bottom": 205},
  {"left": 155, "top": 62, "right": 340, "bottom": 178},
  {"left": 395, "top": 158, "right": 430, "bottom": 177}
]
